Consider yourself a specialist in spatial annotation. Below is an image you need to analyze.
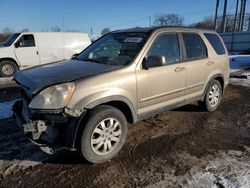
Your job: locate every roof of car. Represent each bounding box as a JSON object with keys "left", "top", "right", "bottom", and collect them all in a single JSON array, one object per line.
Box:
[{"left": 112, "top": 26, "right": 215, "bottom": 34}]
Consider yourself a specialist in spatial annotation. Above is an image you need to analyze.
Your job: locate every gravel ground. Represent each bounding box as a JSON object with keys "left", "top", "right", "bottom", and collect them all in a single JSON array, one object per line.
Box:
[{"left": 0, "top": 71, "right": 249, "bottom": 187}]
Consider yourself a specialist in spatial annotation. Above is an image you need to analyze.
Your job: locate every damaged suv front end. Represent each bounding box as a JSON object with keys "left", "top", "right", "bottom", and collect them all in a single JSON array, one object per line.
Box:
[{"left": 13, "top": 81, "right": 85, "bottom": 154}]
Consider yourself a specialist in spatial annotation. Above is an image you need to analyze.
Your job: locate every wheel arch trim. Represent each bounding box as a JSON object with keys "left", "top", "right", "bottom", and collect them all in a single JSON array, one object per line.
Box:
[
  {"left": 201, "top": 73, "right": 225, "bottom": 100},
  {"left": 85, "top": 95, "right": 138, "bottom": 123},
  {"left": 0, "top": 57, "right": 19, "bottom": 66}
]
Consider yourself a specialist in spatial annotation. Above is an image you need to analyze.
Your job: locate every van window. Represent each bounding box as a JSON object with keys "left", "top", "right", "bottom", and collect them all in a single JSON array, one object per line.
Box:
[
  {"left": 182, "top": 33, "right": 207, "bottom": 60},
  {"left": 17, "top": 34, "right": 35, "bottom": 47},
  {"left": 0, "top": 33, "right": 20, "bottom": 47},
  {"left": 147, "top": 33, "right": 180, "bottom": 65},
  {"left": 204, "top": 33, "right": 226, "bottom": 55}
]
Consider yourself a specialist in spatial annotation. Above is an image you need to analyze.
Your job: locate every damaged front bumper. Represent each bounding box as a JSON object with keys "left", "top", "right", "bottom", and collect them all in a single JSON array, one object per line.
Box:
[{"left": 13, "top": 100, "right": 85, "bottom": 154}]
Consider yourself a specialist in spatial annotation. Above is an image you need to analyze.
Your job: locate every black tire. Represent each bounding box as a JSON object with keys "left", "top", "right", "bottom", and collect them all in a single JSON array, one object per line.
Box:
[
  {"left": 200, "top": 80, "right": 222, "bottom": 112},
  {"left": 80, "top": 105, "right": 127, "bottom": 163},
  {"left": 0, "top": 60, "right": 18, "bottom": 77}
]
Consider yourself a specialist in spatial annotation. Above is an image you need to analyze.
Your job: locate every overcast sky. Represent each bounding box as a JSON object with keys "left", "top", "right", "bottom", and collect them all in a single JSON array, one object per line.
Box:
[{"left": 0, "top": 0, "right": 249, "bottom": 35}]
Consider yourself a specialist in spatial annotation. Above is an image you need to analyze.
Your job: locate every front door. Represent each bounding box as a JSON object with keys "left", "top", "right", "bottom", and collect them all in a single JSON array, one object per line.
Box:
[
  {"left": 14, "top": 34, "right": 40, "bottom": 68},
  {"left": 136, "top": 32, "right": 186, "bottom": 116}
]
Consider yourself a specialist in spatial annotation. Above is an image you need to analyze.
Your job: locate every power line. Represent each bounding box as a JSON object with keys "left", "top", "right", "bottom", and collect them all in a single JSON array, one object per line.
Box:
[
  {"left": 97, "top": 16, "right": 149, "bottom": 30},
  {"left": 181, "top": 9, "right": 215, "bottom": 16},
  {"left": 86, "top": 9, "right": 220, "bottom": 34}
]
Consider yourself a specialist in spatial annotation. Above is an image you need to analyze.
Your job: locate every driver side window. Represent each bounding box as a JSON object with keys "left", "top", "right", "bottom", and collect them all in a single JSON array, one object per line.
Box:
[
  {"left": 16, "top": 34, "right": 35, "bottom": 47},
  {"left": 147, "top": 33, "right": 180, "bottom": 65}
]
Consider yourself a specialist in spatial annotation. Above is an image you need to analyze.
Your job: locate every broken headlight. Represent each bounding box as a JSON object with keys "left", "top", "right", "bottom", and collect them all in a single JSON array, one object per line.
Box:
[{"left": 29, "top": 83, "right": 75, "bottom": 109}]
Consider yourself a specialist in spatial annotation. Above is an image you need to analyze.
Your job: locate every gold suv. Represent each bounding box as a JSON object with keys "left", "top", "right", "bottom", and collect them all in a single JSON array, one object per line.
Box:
[{"left": 13, "top": 27, "right": 229, "bottom": 163}]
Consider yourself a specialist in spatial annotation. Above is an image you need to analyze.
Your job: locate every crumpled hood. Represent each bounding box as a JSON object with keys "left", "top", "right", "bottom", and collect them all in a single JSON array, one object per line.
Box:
[{"left": 14, "top": 59, "right": 122, "bottom": 95}]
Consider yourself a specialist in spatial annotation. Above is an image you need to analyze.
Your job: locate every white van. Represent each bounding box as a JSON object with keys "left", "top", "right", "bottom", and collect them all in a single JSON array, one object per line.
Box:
[{"left": 0, "top": 32, "right": 91, "bottom": 77}]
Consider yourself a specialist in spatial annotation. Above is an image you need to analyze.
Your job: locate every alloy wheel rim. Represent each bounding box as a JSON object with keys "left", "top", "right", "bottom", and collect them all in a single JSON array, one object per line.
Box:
[
  {"left": 91, "top": 117, "right": 122, "bottom": 155},
  {"left": 208, "top": 84, "right": 220, "bottom": 107},
  {"left": 2, "top": 64, "right": 14, "bottom": 75}
]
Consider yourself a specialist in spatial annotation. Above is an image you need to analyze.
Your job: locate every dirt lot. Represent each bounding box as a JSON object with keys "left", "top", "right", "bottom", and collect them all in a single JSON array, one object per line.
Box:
[{"left": 0, "top": 73, "right": 250, "bottom": 187}]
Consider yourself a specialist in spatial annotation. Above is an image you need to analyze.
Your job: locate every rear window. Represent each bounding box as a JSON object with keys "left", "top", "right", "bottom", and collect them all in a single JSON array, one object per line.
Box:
[
  {"left": 182, "top": 33, "right": 207, "bottom": 60},
  {"left": 204, "top": 33, "right": 226, "bottom": 55}
]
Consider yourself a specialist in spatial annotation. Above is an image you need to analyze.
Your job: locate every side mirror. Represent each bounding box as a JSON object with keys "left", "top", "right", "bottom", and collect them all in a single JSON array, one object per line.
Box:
[
  {"left": 14, "top": 42, "right": 20, "bottom": 48},
  {"left": 71, "top": 53, "right": 79, "bottom": 59},
  {"left": 142, "top": 55, "right": 165, "bottom": 70}
]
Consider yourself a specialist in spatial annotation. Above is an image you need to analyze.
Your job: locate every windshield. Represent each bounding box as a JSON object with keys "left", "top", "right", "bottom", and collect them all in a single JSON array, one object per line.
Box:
[
  {"left": 0, "top": 33, "right": 21, "bottom": 47},
  {"left": 77, "top": 32, "right": 148, "bottom": 65}
]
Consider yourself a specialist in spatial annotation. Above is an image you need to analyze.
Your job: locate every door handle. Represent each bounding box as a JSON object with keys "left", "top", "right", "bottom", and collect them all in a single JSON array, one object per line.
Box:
[
  {"left": 36, "top": 51, "right": 39, "bottom": 55},
  {"left": 207, "top": 61, "right": 214, "bottom": 65},
  {"left": 175, "top": 67, "right": 185, "bottom": 72}
]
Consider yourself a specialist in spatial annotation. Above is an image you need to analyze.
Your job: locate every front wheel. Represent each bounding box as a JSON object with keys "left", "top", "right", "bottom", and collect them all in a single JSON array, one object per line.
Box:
[
  {"left": 0, "top": 60, "right": 18, "bottom": 77},
  {"left": 200, "top": 80, "right": 222, "bottom": 112},
  {"left": 80, "top": 105, "right": 127, "bottom": 163}
]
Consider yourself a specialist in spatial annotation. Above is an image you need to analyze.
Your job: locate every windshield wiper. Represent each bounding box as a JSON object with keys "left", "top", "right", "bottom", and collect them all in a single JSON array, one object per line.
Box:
[{"left": 82, "top": 58, "right": 102, "bottom": 64}]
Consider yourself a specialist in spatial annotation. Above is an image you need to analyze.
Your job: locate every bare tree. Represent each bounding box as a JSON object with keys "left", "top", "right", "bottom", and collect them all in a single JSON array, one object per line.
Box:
[
  {"left": 0, "top": 34, "right": 7, "bottom": 42},
  {"left": 21, "top": 28, "right": 29, "bottom": 32},
  {"left": 2, "top": 27, "right": 14, "bottom": 36},
  {"left": 50, "top": 26, "right": 61, "bottom": 32},
  {"left": 190, "top": 16, "right": 214, "bottom": 29},
  {"left": 101, "top": 28, "right": 111, "bottom": 35},
  {"left": 224, "top": 17, "right": 235, "bottom": 32},
  {"left": 0, "top": 27, "right": 14, "bottom": 41},
  {"left": 216, "top": 16, "right": 238, "bottom": 33},
  {"left": 223, "top": 15, "right": 250, "bottom": 32},
  {"left": 154, "top": 14, "right": 184, "bottom": 26},
  {"left": 66, "top": 29, "right": 80, "bottom": 32}
]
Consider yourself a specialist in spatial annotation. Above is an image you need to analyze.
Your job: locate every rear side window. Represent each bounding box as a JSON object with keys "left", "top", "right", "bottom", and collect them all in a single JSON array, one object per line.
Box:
[
  {"left": 182, "top": 33, "right": 207, "bottom": 60},
  {"left": 204, "top": 33, "right": 226, "bottom": 55}
]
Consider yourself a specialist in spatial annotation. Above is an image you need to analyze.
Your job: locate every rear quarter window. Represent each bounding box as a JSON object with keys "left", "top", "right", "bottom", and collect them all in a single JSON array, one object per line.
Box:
[{"left": 204, "top": 33, "right": 226, "bottom": 55}]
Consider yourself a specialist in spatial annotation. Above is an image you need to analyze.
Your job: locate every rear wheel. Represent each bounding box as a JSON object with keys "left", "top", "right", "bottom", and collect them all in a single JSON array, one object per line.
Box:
[
  {"left": 80, "top": 105, "right": 127, "bottom": 163},
  {"left": 200, "top": 80, "right": 222, "bottom": 112},
  {"left": 0, "top": 60, "right": 18, "bottom": 77}
]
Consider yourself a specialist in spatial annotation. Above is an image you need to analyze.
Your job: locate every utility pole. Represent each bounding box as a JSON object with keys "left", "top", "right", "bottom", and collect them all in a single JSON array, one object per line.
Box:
[
  {"left": 90, "top": 28, "right": 93, "bottom": 35},
  {"left": 62, "top": 16, "right": 64, "bottom": 32},
  {"left": 149, "top": 16, "right": 152, "bottom": 27},
  {"left": 214, "top": 0, "right": 220, "bottom": 31},
  {"left": 233, "top": 0, "right": 239, "bottom": 32},
  {"left": 248, "top": 13, "right": 250, "bottom": 31},
  {"left": 221, "top": 0, "right": 228, "bottom": 33},
  {"left": 231, "top": 0, "right": 240, "bottom": 52},
  {"left": 239, "top": 0, "right": 243, "bottom": 31},
  {"left": 242, "top": 0, "right": 247, "bottom": 31},
  {"left": 239, "top": 0, "right": 247, "bottom": 31}
]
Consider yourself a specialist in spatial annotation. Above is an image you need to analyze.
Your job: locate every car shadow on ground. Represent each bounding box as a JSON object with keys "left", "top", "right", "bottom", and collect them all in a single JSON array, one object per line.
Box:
[
  {"left": 44, "top": 150, "right": 88, "bottom": 164},
  {"left": 173, "top": 103, "right": 204, "bottom": 112}
]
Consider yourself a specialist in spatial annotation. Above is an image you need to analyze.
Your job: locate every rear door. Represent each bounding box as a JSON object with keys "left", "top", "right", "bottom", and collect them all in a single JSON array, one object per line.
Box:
[
  {"left": 204, "top": 33, "right": 229, "bottom": 85},
  {"left": 14, "top": 34, "right": 40, "bottom": 67},
  {"left": 181, "top": 32, "right": 211, "bottom": 99}
]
